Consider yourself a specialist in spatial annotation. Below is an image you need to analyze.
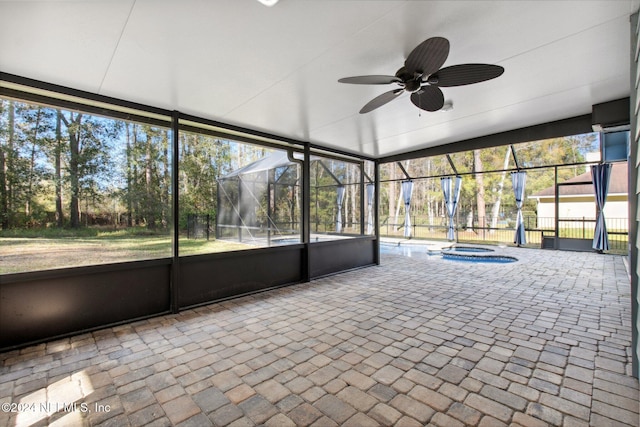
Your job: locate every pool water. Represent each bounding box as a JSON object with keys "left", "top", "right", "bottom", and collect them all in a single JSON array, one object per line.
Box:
[
  {"left": 450, "top": 246, "right": 493, "bottom": 253},
  {"left": 442, "top": 252, "right": 517, "bottom": 263},
  {"left": 380, "top": 243, "right": 517, "bottom": 263},
  {"left": 379, "top": 243, "right": 436, "bottom": 257}
]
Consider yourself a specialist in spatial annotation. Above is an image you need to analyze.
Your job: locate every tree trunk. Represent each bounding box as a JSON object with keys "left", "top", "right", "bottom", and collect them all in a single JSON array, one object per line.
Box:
[
  {"left": 132, "top": 125, "right": 140, "bottom": 225},
  {"left": 394, "top": 187, "right": 403, "bottom": 229},
  {"left": 0, "top": 138, "right": 6, "bottom": 229},
  {"left": 133, "top": 162, "right": 139, "bottom": 225},
  {"left": 314, "top": 164, "right": 320, "bottom": 232},
  {"left": 426, "top": 159, "right": 433, "bottom": 227},
  {"left": 388, "top": 167, "right": 396, "bottom": 229},
  {"left": 350, "top": 168, "right": 357, "bottom": 230},
  {"left": 489, "top": 148, "right": 512, "bottom": 232},
  {"left": 69, "top": 144, "right": 80, "bottom": 227},
  {"left": 55, "top": 110, "right": 64, "bottom": 227},
  {"left": 7, "top": 101, "right": 17, "bottom": 228},
  {"left": 125, "top": 123, "right": 133, "bottom": 227},
  {"left": 344, "top": 168, "right": 351, "bottom": 229},
  {"left": 8, "top": 102, "right": 15, "bottom": 226},
  {"left": 290, "top": 183, "right": 296, "bottom": 230},
  {"left": 25, "top": 108, "right": 43, "bottom": 218},
  {"left": 145, "top": 128, "right": 156, "bottom": 229},
  {"left": 59, "top": 112, "right": 83, "bottom": 228},
  {"left": 0, "top": 101, "right": 10, "bottom": 229},
  {"left": 162, "top": 130, "right": 170, "bottom": 228},
  {"left": 474, "top": 149, "right": 486, "bottom": 230},
  {"left": 466, "top": 209, "right": 474, "bottom": 229}
]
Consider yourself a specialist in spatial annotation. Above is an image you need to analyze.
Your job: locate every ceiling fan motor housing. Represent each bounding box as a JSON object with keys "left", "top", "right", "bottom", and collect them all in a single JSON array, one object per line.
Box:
[
  {"left": 395, "top": 67, "right": 424, "bottom": 93},
  {"left": 404, "top": 79, "right": 422, "bottom": 93}
]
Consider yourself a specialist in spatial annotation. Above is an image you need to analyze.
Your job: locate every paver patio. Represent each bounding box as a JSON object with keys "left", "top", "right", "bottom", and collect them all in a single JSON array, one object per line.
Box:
[{"left": 0, "top": 246, "right": 638, "bottom": 426}]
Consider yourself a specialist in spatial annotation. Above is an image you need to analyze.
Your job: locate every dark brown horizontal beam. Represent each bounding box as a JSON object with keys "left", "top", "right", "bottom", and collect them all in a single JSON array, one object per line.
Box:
[{"left": 380, "top": 114, "right": 593, "bottom": 163}]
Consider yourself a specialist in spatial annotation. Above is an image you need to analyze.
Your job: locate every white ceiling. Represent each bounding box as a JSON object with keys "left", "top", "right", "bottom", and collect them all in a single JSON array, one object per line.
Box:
[{"left": 1, "top": 0, "right": 638, "bottom": 159}]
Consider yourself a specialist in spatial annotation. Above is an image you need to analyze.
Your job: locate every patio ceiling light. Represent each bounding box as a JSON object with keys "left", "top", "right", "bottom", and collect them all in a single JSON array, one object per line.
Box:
[{"left": 256, "top": 0, "right": 279, "bottom": 6}]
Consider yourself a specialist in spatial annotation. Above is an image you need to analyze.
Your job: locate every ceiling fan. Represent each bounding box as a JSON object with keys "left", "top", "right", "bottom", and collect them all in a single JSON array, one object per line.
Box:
[{"left": 338, "top": 37, "right": 504, "bottom": 114}]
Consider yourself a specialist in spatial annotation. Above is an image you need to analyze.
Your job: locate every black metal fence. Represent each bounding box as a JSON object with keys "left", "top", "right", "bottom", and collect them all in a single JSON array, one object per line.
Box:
[
  {"left": 215, "top": 214, "right": 628, "bottom": 253},
  {"left": 380, "top": 216, "right": 629, "bottom": 253}
]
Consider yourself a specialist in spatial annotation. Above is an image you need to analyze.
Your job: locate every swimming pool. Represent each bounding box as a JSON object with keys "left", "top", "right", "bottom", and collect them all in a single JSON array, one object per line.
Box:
[
  {"left": 379, "top": 243, "right": 442, "bottom": 257},
  {"left": 380, "top": 243, "right": 518, "bottom": 263}
]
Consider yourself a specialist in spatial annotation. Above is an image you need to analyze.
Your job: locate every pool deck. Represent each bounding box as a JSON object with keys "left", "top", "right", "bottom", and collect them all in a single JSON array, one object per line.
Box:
[
  {"left": 0, "top": 246, "right": 638, "bottom": 426},
  {"left": 380, "top": 237, "right": 454, "bottom": 253}
]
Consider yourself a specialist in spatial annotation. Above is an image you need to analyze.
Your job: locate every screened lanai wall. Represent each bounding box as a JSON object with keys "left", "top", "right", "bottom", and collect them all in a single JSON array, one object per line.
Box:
[
  {"left": 379, "top": 132, "right": 630, "bottom": 253},
  {"left": 0, "top": 75, "right": 378, "bottom": 351},
  {"left": 216, "top": 150, "right": 374, "bottom": 246},
  {"left": 216, "top": 150, "right": 303, "bottom": 246}
]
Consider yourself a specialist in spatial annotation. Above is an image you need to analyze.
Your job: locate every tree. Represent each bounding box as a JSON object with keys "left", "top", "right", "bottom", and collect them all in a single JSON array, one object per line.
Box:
[
  {"left": 54, "top": 110, "right": 65, "bottom": 227},
  {"left": 59, "top": 112, "right": 116, "bottom": 228},
  {"left": 348, "top": 166, "right": 358, "bottom": 230},
  {"left": 179, "top": 132, "right": 232, "bottom": 230},
  {"left": 474, "top": 149, "right": 487, "bottom": 229},
  {"left": 387, "top": 164, "right": 397, "bottom": 227},
  {"left": 0, "top": 100, "right": 12, "bottom": 229},
  {"left": 143, "top": 126, "right": 159, "bottom": 228},
  {"left": 0, "top": 101, "right": 54, "bottom": 228},
  {"left": 489, "top": 147, "right": 512, "bottom": 232},
  {"left": 119, "top": 123, "right": 172, "bottom": 230},
  {"left": 62, "top": 112, "right": 82, "bottom": 227},
  {"left": 20, "top": 106, "right": 53, "bottom": 220},
  {"left": 124, "top": 123, "right": 134, "bottom": 226}
]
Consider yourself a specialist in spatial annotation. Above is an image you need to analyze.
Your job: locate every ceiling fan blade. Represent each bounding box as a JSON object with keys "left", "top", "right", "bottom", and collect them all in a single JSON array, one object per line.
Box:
[
  {"left": 405, "top": 37, "right": 450, "bottom": 77},
  {"left": 429, "top": 64, "right": 504, "bottom": 87},
  {"left": 338, "top": 75, "right": 401, "bottom": 85},
  {"left": 410, "top": 86, "right": 444, "bottom": 112},
  {"left": 359, "top": 89, "right": 403, "bottom": 114}
]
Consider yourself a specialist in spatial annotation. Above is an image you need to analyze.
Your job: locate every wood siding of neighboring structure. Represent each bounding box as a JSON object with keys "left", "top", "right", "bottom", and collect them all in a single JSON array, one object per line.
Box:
[
  {"left": 530, "top": 163, "right": 629, "bottom": 227},
  {"left": 629, "top": 11, "right": 639, "bottom": 379}
]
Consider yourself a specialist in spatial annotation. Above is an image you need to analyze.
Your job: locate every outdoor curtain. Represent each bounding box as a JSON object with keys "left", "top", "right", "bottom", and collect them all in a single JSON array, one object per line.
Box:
[
  {"left": 511, "top": 171, "right": 527, "bottom": 245},
  {"left": 441, "top": 176, "right": 462, "bottom": 240},
  {"left": 402, "top": 181, "right": 414, "bottom": 237},
  {"left": 366, "top": 183, "right": 375, "bottom": 235},
  {"left": 592, "top": 163, "right": 611, "bottom": 251},
  {"left": 336, "top": 185, "right": 346, "bottom": 233}
]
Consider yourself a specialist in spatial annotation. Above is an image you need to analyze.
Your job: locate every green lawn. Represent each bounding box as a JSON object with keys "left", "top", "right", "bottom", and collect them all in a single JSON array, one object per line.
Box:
[
  {"left": 0, "top": 232, "right": 253, "bottom": 274},
  {"left": 2, "top": 223, "right": 628, "bottom": 275}
]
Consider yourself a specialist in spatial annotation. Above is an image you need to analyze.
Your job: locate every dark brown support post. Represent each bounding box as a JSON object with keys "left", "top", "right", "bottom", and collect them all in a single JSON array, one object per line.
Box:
[
  {"left": 302, "top": 144, "right": 311, "bottom": 281},
  {"left": 171, "top": 111, "right": 180, "bottom": 313},
  {"left": 374, "top": 160, "right": 381, "bottom": 265}
]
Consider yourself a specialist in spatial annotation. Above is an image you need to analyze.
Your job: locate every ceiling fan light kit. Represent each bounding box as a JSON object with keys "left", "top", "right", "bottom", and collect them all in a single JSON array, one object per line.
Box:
[
  {"left": 338, "top": 37, "right": 504, "bottom": 114},
  {"left": 440, "top": 101, "right": 454, "bottom": 112},
  {"left": 256, "top": 0, "right": 279, "bottom": 6}
]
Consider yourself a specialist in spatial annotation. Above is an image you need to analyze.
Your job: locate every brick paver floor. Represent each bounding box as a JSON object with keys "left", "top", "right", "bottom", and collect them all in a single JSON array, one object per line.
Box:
[{"left": 1, "top": 246, "right": 638, "bottom": 426}]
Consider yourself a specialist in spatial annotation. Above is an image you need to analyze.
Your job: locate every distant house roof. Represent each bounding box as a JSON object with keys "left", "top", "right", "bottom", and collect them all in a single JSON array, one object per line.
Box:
[{"left": 531, "top": 163, "right": 627, "bottom": 198}]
